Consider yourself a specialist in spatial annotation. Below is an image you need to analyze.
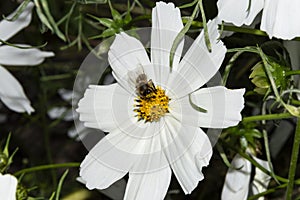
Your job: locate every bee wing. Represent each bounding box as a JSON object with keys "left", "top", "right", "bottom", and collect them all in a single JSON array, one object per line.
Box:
[{"left": 127, "top": 64, "right": 146, "bottom": 86}]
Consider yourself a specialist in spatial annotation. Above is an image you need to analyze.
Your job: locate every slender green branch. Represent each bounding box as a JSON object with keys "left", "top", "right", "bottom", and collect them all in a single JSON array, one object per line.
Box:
[
  {"left": 222, "top": 51, "right": 243, "bottom": 86},
  {"left": 14, "top": 163, "right": 80, "bottom": 176},
  {"left": 220, "top": 139, "right": 288, "bottom": 183},
  {"left": 286, "top": 118, "right": 300, "bottom": 200},
  {"left": 286, "top": 70, "right": 300, "bottom": 76},
  {"left": 291, "top": 99, "right": 300, "bottom": 106},
  {"left": 262, "top": 101, "right": 278, "bottom": 184},
  {"left": 242, "top": 113, "right": 293, "bottom": 122},
  {"left": 169, "top": 0, "right": 200, "bottom": 70},
  {"left": 198, "top": 0, "right": 211, "bottom": 52},
  {"left": 183, "top": 20, "right": 300, "bottom": 41},
  {"left": 248, "top": 183, "right": 288, "bottom": 200}
]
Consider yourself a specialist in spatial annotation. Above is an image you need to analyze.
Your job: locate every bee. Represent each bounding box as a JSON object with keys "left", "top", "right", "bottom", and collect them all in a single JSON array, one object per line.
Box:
[{"left": 128, "top": 65, "right": 157, "bottom": 98}]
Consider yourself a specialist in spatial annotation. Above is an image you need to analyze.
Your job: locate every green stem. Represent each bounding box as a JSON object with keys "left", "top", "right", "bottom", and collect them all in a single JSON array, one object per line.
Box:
[
  {"left": 169, "top": 0, "right": 200, "bottom": 70},
  {"left": 222, "top": 51, "right": 243, "bottom": 86},
  {"left": 291, "top": 99, "right": 300, "bottom": 106},
  {"left": 242, "top": 113, "right": 293, "bottom": 122},
  {"left": 14, "top": 163, "right": 80, "bottom": 176},
  {"left": 198, "top": 0, "right": 211, "bottom": 52},
  {"left": 248, "top": 183, "right": 288, "bottom": 200},
  {"left": 286, "top": 118, "right": 300, "bottom": 200},
  {"left": 184, "top": 20, "right": 300, "bottom": 41},
  {"left": 286, "top": 70, "right": 300, "bottom": 76},
  {"left": 220, "top": 139, "right": 288, "bottom": 183}
]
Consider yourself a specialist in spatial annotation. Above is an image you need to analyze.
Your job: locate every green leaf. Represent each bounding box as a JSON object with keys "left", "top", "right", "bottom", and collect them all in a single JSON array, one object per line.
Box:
[
  {"left": 249, "top": 62, "right": 266, "bottom": 78},
  {"left": 124, "top": 11, "right": 132, "bottom": 24},
  {"left": 38, "top": 0, "right": 66, "bottom": 41},
  {"left": 251, "top": 76, "right": 269, "bottom": 88},
  {"left": 87, "top": 15, "right": 114, "bottom": 27},
  {"left": 108, "top": 1, "right": 122, "bottom": 22},
  {"left": 285, "top": 104, "right": 300, "bottom": 117},
  {"left": 3, "top": 133, "right": 11, "bottom": 157},
  {"left": 34, "top": 0, "right": 53, "bottom": 31},
  {"left": 89, "top": 28, "right": 116, "bottom": 39}
]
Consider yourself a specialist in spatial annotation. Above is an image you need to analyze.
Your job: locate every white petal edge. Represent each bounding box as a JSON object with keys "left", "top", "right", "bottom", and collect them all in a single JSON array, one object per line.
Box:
[
  {"left": 260, "top": 0, "right": 300, "bottom": 39},
  {"left": 79, "top": 143, "right": 128, "bottom": 190},
  {"left": 0, "top": 45, "right": 54, "bottom": 66},
  {"left": 0, "top": 2, "right": 34, "bottom": 41},
  {"left": 167, "top": 19, "right": 227, "bottom": 98},
  {"left": 151, "top": 1, "right": 184, "bottom": 86},
  {"left": 217, "top": 0, "right": 263, "bottom": 26},
  {"left": 77, "top": 83, "right": 133, "bottom": 132},
  {"left": 221, "top": 154, "right": 251, "bottom": 200},
  {"left": 251, "top": 157, "right": 271, "bottom": 198},
  {"left": 0, "top": 65, "right": 34, "bottom": 114},
  {"left": 80, "top": 120, "right": 169, "bottom": 189},
  {"left": 108, "top": 33, "right": 151, "bottom": 91},
  {"left": 124, "top": 167, "right": 171, "bottom": 200},
  {"left": 0, "top": 173, "right": 18, "bottom": 200},
  {"left": 170, "top": 86, "right": 245, "bottom": 129},
  {"left": 160, "top": 117, "right": 212, "bottom": 194}
]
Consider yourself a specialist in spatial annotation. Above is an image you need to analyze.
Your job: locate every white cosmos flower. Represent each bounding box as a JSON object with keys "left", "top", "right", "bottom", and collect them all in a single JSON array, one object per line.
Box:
[
  {"left": 221, "top": 154, "right": 271, "bottom": 200},
  {"left": 77, "top": 1, "right": 245, "bottom": 199},
  {"left": 217, "top": 0, "right": 300, "bottom": 40},
  {"left": 0, "top": 2, "right": 54, "bottom": 114},
  {"left": 0, "top": 173, "right": 18, "bottom": 200}
]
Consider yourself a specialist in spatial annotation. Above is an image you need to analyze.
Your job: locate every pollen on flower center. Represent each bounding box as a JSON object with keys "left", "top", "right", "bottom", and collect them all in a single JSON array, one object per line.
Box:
[{"left": 134, "top": 86, "right": 170, "bottom": 123}]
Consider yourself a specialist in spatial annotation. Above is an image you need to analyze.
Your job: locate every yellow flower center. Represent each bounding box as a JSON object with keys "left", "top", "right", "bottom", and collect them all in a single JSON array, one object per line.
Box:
[{"left": 134, "top": 86, "right": 170, "bottom": 122}]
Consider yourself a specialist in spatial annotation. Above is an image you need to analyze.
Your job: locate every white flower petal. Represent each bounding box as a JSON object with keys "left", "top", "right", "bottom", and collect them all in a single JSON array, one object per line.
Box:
[
  {"left": 108, "top": 33, "right": 151, "bottom": 91},
  {"left": 80, "top": 119, "right": 170, "bottom": 189},
  {"left": 221, "top": 154, "right": 251, "bottom": 200},
  {"left": 0, "top": 65, "right": 34, "bottom": 114},
  {"left": 77, "top": 83, "right": 134, "bottom": 132},
  {"left": 80, "top": 144, "right": 128, "bottom": 190},
  {"left": 217, "top": 0, "right": 263, "bottom": 26},
  {"left": 170, "top": 86, "right": 245, "bottom": 129},
  {"left": 251, "top": 157, "right": 271, "bottom": 199},
  {"left": 161, "top": 117, "right": 212, "bottom": 194},
  {"left": 58, "top": 88, "right": 73, "bottom": 102},
  {"left": 124, "top": 167, "right": 171, "bottom": 200},
  {"left": 260, "top": 0, "right": 300, "bottom": 39},
  {"left": 151, "top": 2, "right": 184, "bottom": 86},
  {"left": 48, "top": 107, "right": 73, "bottom": 121},
  {"left": 167, "top": 19, "right": 227, "bottom": 98},
  {"left": 0, "top": 2, "right": 34, "bottom": 41},
  {"left": 0, "top": 45, "right": 54, "bottom": 66},
  {"left": 0, "top": 173, "right": 18, "bottom": 200}
]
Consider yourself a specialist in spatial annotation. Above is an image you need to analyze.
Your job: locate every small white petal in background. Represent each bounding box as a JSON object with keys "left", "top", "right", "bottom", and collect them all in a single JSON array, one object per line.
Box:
[
  {"left": 0, "top": 45, "right": 54, "bottom": 66},
  {"left": 251, "top": 157, "right": 271, "bottom": 200},
  {"left": 217, "top": 0, "right": 300, "bottom": 40},
  {"left": 0, "top": 2, "right": 34, "bottom": 41},
  {"left": 217, "top": 0, "right": 263, "bottom": 26},
  {"left": 222, "top": 154, "right": 271, "bottom": 200},
  {"left": 0, "top": 2, "right": 54, "bottom": 114},
  {"left": 261, "top": 0, "right": 300, "bottom": 40},
  {"left": 221, "top": 154, "right": 251, "bottom": 200},
  {"left": 0, "top": 173, "right": 18, "bottom": 200},
  {"left": 47, "top": 107, "right": 74, "bottom": 121},
  {"left": 0, "top": 65, "right": 34, "bottom": 114}
]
